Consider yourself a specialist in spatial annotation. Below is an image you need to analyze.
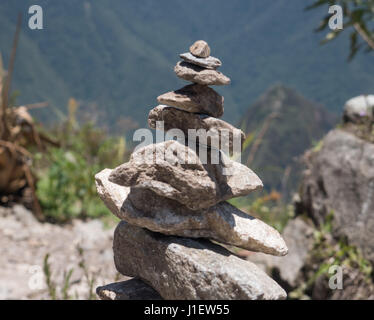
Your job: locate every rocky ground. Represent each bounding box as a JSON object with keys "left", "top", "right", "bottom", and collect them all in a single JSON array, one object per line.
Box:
[{"left": 0, "top": 205, "right": 126, "bottom": 300}]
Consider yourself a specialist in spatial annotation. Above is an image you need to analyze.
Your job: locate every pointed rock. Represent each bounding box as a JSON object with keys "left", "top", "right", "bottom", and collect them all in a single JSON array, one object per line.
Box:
[
  {"left": 157, "top": 84, "right": 224, "bottom": 118},
  {"left": 113, "top": 221, "right": 287, "bottom": 300},
  {"left": 148, "top": 105, "right": 244, "bottom": 154},
  {"left": 95, "top": 168, "right": 287, "bottom": 255},
  {"left": 189, "top": 40, "right": 211, "bottom": 58},
  {"left": 174, "top": 61, "right": 230, "bottom": 86},
  {"left": 108, "top": 140, "right": 263, "bottom": 210},
  {"left": 180, "top": 52, "right": 222, "bottom": 69}
]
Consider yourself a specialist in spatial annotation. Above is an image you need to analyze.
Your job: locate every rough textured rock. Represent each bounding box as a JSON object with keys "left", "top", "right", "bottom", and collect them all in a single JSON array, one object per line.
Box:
[
  {"left": 189, "top": 40, "right": 210, "bottom": 58},
  {"left": 113, "top": 221, "right": 287, "bottom": 300},
  {"left": 298, "top": 128, "right": 374, "bottom": 263},
  {"left": 95, "top": 169, "right": 288, "bottom": 255},
  {"left": 148, "top": 105, "right": 244, "bottom": 153},
  {"left": 343, "top": 95, "right": 374, "bottom": 124},
  {"left": 157, "top": 84, "right": 224, "bottom": 118},
  {"left": 96, "top": 279, "right": 162, "bottom": 300},
  {"left": 248, "top": 217, "right": 314, "bottom": 288},
  {"left": 0, "top": 205, "right": 122, "bottom": 300},
  {"left": 108, "top": 140, "right": 263, "bottom": 210},
  {"left": 180, "top": 52, "right": 222, "bottom": 69},
  {"left": 174, "top": 61, "right": 230, "bottom": 86}
]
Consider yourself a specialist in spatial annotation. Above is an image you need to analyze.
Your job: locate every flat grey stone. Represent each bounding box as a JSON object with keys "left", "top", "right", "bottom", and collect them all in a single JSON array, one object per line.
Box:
[
  {"left": 180, "top": 52, "right": 222, "bottom": 69},
  {"left": 174, "top": 61, "right": 230, "bottom": 86},
  {"left": 108, "top": 140, "right": 263, "bottom": 210},
  {"left": 113, "top": 221, "right": 287, "bottom": 300},
  {"left": 157, "top": 84, "right": 224, "bottom": 118},
  {"left": 148, "top": 105, "right": 244, "bottom": 154},
  {"left": 95, "top": 168, "right": 287, "bottom": 256},
  {"left": 96, "top": 279, "right": 162, "bottom": 300}
]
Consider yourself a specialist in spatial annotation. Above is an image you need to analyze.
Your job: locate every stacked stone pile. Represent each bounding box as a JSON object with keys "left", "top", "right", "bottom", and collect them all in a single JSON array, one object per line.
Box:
[{"left": 95, "top": 41, "right": 288, "bottom": 300}]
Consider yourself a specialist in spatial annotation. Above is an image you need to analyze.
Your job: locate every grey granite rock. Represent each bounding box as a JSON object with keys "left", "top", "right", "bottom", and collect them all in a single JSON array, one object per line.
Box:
[
  {"left": 298, "top": 129, "right": 374, "bottom": 263},
  {"left": 157, "top": 84, "right": 224, "bottom": 118},
  {"left": 148, "top": 105, "right": 244, "bottom": 154},
  {"left": 174, "top": 61, "right": 230, "bottom": 86},
  {"left": 180, "top": 52, "right": 222, "bottom": 69},
  {"left": 96, "top": 279, "right": 162, "bottom": 300},
  {"left": 189, "top": 40, "right": 210, "bottom": 58},
  {"left": 108, "top": 140, "right": 263, "bottom": 210},
  {"left": 113, "top": 221, "right": 287, "bottom": 300},
  {"left": 95, "top": 168, "right": 287, "bottom": 255}
]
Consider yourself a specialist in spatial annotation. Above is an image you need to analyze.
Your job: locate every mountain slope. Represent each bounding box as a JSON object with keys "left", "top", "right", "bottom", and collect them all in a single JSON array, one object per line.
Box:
[
  {"left": 239, "top": 84, "right": 337, "bottom": 196},
  {"left": 0, "top": 0, "right": 373, "bottom": 126}
]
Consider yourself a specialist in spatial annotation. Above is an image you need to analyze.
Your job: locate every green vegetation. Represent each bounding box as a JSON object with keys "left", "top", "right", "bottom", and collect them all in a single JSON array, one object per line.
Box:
[
  {"left": 229, "top": 190, "right": 294, "bottom": 233},
  {"left": 34, "top": 100, "right": 130, "bottom": 223},
  {"left": 311, "top": 139, "right": 324, "bottom": 153},
  {"left": 342, "top": 117, "right": 374, "bottom": 142},
  {"left": 76, "top": 245, "right": 97, "bottom": 300},
  {"left": 308, "top": 0, "right": 374, "bottom": 60},
  {"left": 43, "top": 246, "right": 106, "bottom": 300},
  {"left": 43, "top": 253, "right": 74, "bottom": 300}
]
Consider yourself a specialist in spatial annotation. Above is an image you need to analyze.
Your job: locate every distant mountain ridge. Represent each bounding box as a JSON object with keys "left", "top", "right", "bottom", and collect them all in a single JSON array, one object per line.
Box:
[
  {"left": 239, "top": 84, "right": 337, "bottom": 196},
  {"left": 0, "top": 0, "right": 373, "bottom": 127}
]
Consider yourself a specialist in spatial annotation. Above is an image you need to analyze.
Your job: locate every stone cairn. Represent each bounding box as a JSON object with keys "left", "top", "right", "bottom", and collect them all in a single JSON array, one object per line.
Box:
[{"left": 95, "top": 41, "right": 288, "bottom": 300}]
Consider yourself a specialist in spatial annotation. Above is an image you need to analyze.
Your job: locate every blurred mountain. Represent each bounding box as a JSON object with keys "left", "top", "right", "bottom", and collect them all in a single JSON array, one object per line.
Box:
[
  {"left": 239, "top": 84, "right": 337, "bottom": 196},
  {"left": 0, "top": 0, "right": 373, "bottom": 127}
]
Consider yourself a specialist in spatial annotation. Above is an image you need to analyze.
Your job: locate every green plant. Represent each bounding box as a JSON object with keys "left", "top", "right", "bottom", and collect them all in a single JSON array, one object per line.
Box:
[
  {"left": 42, "top": 249, "right": 103, "bottom": 300},
  {"left": 43, "top": 254, "right": 57, "bottom": 300},
  {"left": 307, "top": 0, "right": 374, "bottom": 60},
  {"left": 229, "top": 191, "right": 294, "bottom": 233},
  {"left": 43, "top": 253, "right": 74, "bottom": 300},
  {"left": 34, "top": 101, "right": 130, "bottom": 223},
  {"left": 36, "top": 148, "right": 109, "bottom": 222},
  {"left": 62, "top": 269, "right": 74, "bottom": 300},
  {"left": 77, "top": 245, "right": 98, "bottom": 300},
  {"left": 311, "top": 139, "right": 324, "bottom": 153}
]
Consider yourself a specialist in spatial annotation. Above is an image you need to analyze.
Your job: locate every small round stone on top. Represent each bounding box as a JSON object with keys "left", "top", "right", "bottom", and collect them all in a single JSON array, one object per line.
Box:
[{"left": 189, "top": 40, "right": 211, "bottom": 58}]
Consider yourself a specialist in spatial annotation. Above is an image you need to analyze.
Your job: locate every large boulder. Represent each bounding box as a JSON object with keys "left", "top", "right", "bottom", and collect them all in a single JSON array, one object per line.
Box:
[
  {"left": 298, "top": 128, "right": 374, "bottom": 262},
  {"left": 113, "top": 221, "right": 287, "bottom": 300},
  {"left": 95, "top": 169, "right": 287, "bottom": 256},
  {"left": 108, "top": 140, "right": 263, "bottom": 211}
]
